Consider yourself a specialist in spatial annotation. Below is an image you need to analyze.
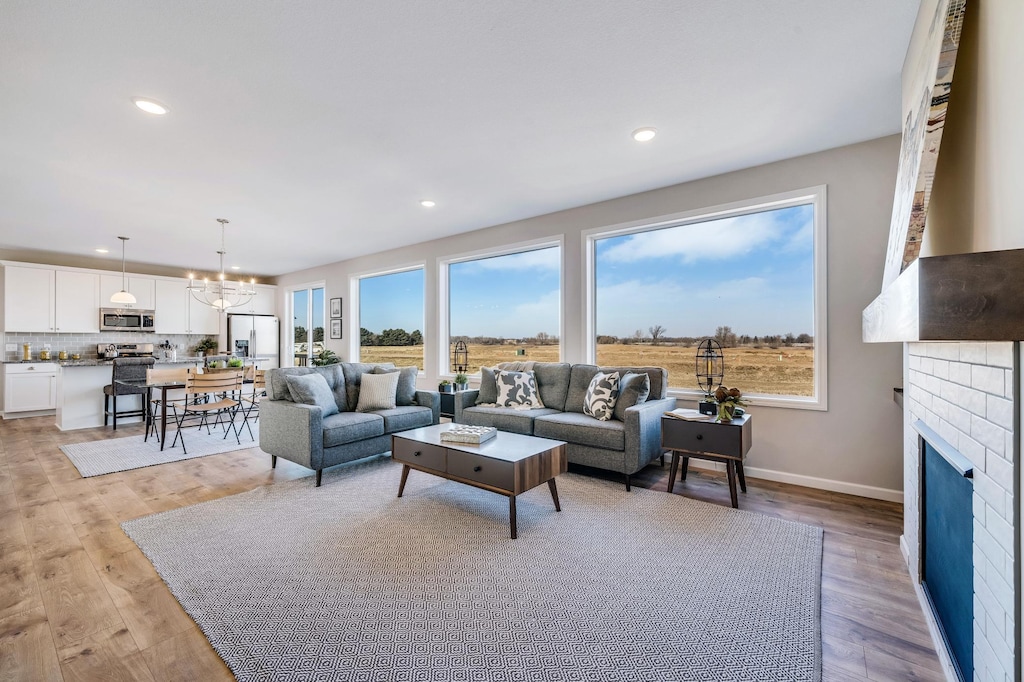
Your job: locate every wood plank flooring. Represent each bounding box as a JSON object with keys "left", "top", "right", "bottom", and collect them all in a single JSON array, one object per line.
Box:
[{"left": 0, "top": 415, "right": 943, "bottom": 681}]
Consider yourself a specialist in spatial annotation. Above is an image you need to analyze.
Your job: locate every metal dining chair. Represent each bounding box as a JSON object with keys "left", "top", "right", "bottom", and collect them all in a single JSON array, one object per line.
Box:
[
  {"left": 168, "top": 368, "right": 245, "bottom": 454},
  {"left": 238, "top": 369, "right": 266, "bottom": 439},
  {"left": 144, "top": 366, "right": 189, "bottom": 443}
]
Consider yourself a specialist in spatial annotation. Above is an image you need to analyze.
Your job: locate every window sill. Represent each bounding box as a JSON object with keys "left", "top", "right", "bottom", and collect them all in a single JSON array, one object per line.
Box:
[{"left": 668, "top": 389, "right": 826, "bottom": 412}]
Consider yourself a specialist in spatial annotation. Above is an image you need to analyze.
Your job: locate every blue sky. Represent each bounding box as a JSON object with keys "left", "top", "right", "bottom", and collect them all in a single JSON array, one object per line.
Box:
[
  {"left": 292, "top": 287, "right": 324, "bottom": 333},
  {"left": 357, "top": 203, "right": 814, "bottom": 340}
]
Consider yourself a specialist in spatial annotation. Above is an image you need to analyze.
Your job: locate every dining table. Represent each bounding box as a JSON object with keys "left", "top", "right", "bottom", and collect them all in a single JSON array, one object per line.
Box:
[{"left": 115, "top": 377, "right": 185, "bottom": 451}]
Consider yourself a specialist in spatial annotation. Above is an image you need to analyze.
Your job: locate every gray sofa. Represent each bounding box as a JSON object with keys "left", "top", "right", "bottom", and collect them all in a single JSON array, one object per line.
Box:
[
  {"left": 260, "top": 363, "right": 440, "bottom": 486},
  {"left": 454, "top": 363, "right": 676, "bottom": 489}
]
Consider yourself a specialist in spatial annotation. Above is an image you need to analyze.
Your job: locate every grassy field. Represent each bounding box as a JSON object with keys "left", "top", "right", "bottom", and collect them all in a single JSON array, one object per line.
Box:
[{"left": 359, "top": 343, "right": 814, "bottom": 397}]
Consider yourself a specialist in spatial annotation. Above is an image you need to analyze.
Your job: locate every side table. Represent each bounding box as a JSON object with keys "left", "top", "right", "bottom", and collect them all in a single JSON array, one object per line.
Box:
[
  {"left": 438, "top": 389, "right": 473, "bottom": 419},
  {"left": 661, "top": 413, "right": 752, "bottom": 508}
]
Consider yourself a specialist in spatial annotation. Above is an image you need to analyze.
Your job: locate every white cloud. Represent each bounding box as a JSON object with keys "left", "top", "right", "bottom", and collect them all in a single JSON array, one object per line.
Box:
[{"left": 457, "top": 247, "right": 560, "bottom": 272}]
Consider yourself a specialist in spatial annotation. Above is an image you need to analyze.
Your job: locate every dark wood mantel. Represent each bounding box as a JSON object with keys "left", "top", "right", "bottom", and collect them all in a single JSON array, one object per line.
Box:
[{"left": 863, "top": 248, "right": 1024, "bottom": 342}]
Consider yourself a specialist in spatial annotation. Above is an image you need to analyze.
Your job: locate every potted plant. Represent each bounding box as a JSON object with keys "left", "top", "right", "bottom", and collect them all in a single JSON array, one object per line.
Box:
[
  {"left": 454, "top": 372, "right": 469, "bottom": 391},
  {"left": 713, "top": 386, "right": 747, "bottom": 422},
  {"left": 228, "top": 357, "right": 244, "bottom": 368},
  {"left": 438, "top": 379, "right": 453, "bottom": 393},
  {"left": 312, "top": 349, "right": 341, "bottom": 366},
  {"left": 191, "top": 336, "right": 218, "bottom": 358}
]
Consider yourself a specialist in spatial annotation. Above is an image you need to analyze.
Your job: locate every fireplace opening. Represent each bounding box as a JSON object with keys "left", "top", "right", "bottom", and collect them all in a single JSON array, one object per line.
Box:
[{"left": 918, "top": 421, "right": 975, "bottom": 681}]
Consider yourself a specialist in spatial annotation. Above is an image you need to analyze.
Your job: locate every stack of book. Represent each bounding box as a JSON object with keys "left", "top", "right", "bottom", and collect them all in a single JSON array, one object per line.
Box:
[
  {"left": 663, "top": 408, "right": 716, "bottom": 422},
  {"left": 440, "top": 425, "right": 498, "bottom": 444}
]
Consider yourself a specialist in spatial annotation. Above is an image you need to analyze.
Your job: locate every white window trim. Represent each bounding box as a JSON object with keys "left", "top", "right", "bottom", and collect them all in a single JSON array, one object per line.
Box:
[
  {"left": 583, "top": 186, "right": 828, "bottom": 411},
  {"left": 283, "top": 280, "right": 325, "bottom": 368},
  {"left": 439, "top": 236, "right": 565, "bottom": 376},
  {"left": 350, "top": 262, "right": 426, "bottom": 370}
]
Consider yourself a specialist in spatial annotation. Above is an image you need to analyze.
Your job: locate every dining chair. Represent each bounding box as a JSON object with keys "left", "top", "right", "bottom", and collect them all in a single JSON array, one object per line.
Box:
[
  {"left": 103, "top": 357, "right": 156, "bottom": 430},
  {"left": 144, "top": 366, "right": 189, "bottom": 443},
  {"left": 169, "top": 368, "right": 245, "bottom": 454},
  {"left": 239, "top": 369, "right": 266, "bottom": 439}
]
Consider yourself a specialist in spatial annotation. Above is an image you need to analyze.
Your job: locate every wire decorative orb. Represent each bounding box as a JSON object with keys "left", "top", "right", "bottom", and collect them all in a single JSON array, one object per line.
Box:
[{"left": 695, "top": 339, "right": 725, "bottom": 398}]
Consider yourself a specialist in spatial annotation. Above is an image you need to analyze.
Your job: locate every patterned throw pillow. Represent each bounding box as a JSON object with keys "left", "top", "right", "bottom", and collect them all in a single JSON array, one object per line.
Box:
[
  {"left": 583, "top": 372, "right": 620, "bottom": 421},
  {"left": 495, "top": 370, "right": 545, "bottom": 410},
  {"left": 356, "top": 371, "right": 400, "bottom": 412}
]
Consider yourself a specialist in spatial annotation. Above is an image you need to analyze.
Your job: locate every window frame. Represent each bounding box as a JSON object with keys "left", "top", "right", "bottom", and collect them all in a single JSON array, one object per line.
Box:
[
  {"left": 583, "top": 186, "right": 828, "bottom": 411},
  {"left": 439, "top": 236, "right": 565, "bottom": 377},
  {"left": 283, "top": 280, "right": 325, "bottom": 367},
  {"left": 350, "top": 262, "right": 426, "bottom": 371}
]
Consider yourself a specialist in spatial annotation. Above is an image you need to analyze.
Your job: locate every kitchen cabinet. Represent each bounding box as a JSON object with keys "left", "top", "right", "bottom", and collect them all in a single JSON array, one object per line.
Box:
[
  {"left": 2, "top": 265, "right": 99, "bottom": 332},
  {"left": 153, "top": 278, "right": 221, "bottom": 335},
  {"left": 241, "top": 284, "right": 277, "bottom": 315},
  {"left": 4, "top": 363, "right": 58, "bottom": 414},
  {"left": 100, "top": 275, "right": 156, "bottom": 310}
]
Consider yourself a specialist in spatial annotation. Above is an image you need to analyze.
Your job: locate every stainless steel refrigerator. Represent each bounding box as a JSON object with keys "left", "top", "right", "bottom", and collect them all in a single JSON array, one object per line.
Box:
[{"left": 227, "top": 314, "right": 280, "bottom": 368}]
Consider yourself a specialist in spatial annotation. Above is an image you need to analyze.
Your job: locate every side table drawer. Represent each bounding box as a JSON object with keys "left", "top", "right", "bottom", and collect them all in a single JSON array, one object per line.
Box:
[
  {"left": 447, "top": 450, "right": 513, "bottom": 491},
  {"left": 393, "top": 438, "right": 447, "bottom": 470},
  {"left": 662, "top": 418, "right": 743, "bottom": 458}
]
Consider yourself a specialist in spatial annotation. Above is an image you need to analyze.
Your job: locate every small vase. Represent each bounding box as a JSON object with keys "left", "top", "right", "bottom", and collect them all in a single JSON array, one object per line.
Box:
[{"left": 717, "top": 402, "right": 735, "bottom": 422}]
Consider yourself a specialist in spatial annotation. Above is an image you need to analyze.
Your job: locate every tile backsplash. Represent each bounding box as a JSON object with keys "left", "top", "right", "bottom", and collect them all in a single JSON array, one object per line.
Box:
[{"left": 4, "top": 332, "right": 215, "bottom": 362}]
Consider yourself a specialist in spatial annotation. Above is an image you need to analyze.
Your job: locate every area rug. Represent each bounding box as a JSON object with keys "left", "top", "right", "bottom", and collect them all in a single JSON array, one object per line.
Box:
[
  {"left": 60, "top": 419, "right": 260, "bottom": 477},
  {"left": 122, "top": 456, "right": 823, "bottom": 681}
]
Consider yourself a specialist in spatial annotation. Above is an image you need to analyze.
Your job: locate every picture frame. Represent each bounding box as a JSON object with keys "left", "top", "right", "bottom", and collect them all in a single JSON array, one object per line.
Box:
[
  {"left": 330, "top": 297, "right": 342, "bottom": 318},
  {"left": 330, "top": 318, "right": 342, "bottom": 339}
]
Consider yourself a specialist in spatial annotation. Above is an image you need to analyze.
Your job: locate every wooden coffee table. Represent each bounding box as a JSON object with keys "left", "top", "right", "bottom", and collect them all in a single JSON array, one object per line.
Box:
[{"left": 392, "top": 424, "right": 567, "bottom": 539}]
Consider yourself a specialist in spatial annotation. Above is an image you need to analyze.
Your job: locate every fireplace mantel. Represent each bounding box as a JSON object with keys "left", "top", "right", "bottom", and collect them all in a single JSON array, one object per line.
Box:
[{"left": 863, "top": 248, "right": 1024, "bottom": 343}]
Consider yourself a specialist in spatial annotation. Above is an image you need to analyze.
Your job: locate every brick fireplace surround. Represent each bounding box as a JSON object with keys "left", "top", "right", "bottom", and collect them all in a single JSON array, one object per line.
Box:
[{"left": 904, "top": 342, "right": 1019, "bottom": 681}]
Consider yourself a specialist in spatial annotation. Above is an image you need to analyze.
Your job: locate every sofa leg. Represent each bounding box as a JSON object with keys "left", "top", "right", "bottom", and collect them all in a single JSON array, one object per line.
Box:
[
  {"left": 625, "top": 474, "right": 631, "bottom": 492},
  {"left": 271, "top": 455, "right": 277, "bottom": 469},
  {"left": 316, "top": 469, "right": 323, "bottom": 487}
]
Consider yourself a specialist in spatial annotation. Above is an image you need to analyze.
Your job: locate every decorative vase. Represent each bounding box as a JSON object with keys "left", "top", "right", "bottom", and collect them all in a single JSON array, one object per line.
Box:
[{"left": 717, "top": 402, "right": 735, "bottom": 422}]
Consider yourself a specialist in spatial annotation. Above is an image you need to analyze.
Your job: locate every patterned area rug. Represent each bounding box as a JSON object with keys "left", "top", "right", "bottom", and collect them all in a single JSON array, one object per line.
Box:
[
  {"left": 123, "top": 456, "right": 823, "bottom": 681},
  {"left": 61, "top": 418, "right": 260, "bottom": 477}
]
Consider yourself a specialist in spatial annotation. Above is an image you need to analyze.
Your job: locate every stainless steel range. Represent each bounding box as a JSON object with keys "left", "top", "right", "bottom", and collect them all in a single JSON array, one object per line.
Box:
[{"left": 96, "top": 343, "right": 155, "bottom": 359}]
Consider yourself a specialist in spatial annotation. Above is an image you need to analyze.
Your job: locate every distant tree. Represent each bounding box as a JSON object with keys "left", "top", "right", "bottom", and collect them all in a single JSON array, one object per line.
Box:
[
  {"left": 648, "top": 325, "right": 666, "bottom": 344},
  {"left": 313, "top": 326, "right": 324, "bottom": 343},
  {"left": 536, "top": 331, "right": 550, "bottom": 345},
  {"left": 796, "top": 333, "right": 813, "bottom": 344},
  {"left": 379, "top": 328, "right": 412, "bottom": 346},
  {"left": 783, "top": 333, "right": 796, "bottom": 347},
  {"left": 596, "top": 335, "right": 618, "bottom": 345},
  {"left": 294, "top": 325, "right": 307, "bottom": 343},
  {"left": 409, "top": 329, "right": 423, "bottom": 345},
  {"left": 633, "top": 329, "right": 645, "bottom": 344},
  {"left": 360, "top": 327, "right": 378, "bottom": 346},
  {"left": 714, "top": 325, "right": 737, "bottom": 347}
]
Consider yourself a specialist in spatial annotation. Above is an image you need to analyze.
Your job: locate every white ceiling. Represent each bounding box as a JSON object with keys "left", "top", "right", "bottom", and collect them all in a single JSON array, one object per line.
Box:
[{"left": 0, "top": 1, "right": 920, "bottom": 278}]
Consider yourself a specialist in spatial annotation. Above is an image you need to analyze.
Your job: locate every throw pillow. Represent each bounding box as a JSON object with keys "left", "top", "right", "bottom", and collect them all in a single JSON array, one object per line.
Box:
[
  {"left": 495, "top": 370, "right": 545, "bottom": 410},
  {"left": 284, "top": 373, "right": 340, "bottom": 417},
  {"left": 583, "top": 372, "right": 620, "bottom": 421},
  {"left": 476, "top": 366, "right": 499, "bottom": 404},
  {"left": 371, "top": 365, "right": 418, "bottom": 406},
  {"left": 613, "top": 372, "right": 651, "bottom": 421},
  {"left": 356, "top": 371, "right": 400, "bottom": 412}
]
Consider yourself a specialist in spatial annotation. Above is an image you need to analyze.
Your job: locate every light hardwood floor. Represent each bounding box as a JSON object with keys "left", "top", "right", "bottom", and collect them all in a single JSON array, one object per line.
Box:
[{"left": 0, "top": 415, "right": 943, "bottom": 681}]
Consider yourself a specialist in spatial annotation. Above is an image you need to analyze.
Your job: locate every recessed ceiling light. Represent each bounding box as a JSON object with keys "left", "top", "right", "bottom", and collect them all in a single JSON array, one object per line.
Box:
[
  {"left": 95, "top": 248, "right": 109, "bottom": 253},
  {"left": 231, "top": 266, "right": 241, "bottom": 270},
  {"left": 631, "top": 127, "right": 657, "bottom": 142},
  {"left": 132, "top": 97, "right": 169, "bottom": 115},
  {"left": 420, "top": 200, "right": 436, "bottom": 208}
]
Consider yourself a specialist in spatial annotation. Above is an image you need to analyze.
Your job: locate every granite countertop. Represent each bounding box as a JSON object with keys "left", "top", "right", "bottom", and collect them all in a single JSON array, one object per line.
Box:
[{"left": 6, "top": 356, "right": 273, "bottom": 367}]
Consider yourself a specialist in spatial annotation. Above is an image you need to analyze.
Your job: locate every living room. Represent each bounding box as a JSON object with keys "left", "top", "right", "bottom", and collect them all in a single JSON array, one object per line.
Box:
[{"left": 2, "top": 1, "right": 1021, "bottom": 680}]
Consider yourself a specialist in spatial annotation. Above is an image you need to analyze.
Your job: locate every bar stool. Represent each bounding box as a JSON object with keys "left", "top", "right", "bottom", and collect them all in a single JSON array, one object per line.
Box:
[{"left": 103, "top": 357, "right": 155, "bottom": 430}]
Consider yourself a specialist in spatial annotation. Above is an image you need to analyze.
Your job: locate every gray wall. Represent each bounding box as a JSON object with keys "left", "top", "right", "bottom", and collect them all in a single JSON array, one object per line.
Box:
[{"left": 278, "top": 136, "right": 905, "bottom": 498}]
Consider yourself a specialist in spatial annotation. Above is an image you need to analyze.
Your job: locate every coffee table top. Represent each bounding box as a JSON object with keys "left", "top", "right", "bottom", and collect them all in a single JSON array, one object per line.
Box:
[{"left": 393, "top": 424, "right": 565, "bottom": 463}]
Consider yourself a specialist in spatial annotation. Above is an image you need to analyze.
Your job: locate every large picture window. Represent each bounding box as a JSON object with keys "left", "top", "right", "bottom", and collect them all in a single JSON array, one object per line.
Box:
[
  {"left": 446, "top": 244, "right": 561, "bottom": 373},
  {"left": 290, "top": 286, "right": 324, "bottom": 366},
  {"left": 358, "top": 268, "right": 425, "bottom": 370},
  {"left": 590, "top": 188, "right": 826, "bottom": 408}
]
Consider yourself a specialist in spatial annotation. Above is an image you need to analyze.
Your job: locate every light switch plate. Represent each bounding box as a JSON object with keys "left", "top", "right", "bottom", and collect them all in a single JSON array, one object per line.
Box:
[{"left": 5, "top": 344, "right": 15, "bottom": 352}]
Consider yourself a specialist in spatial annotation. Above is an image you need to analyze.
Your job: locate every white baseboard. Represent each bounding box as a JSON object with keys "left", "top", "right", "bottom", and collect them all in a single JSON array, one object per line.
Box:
[
  {"left": 899, "top": 534, "right": 911, "bottom": 564},
  {"left": 904, "top": 551, "right": 959, "bottom": 682},
  {"left": 1, "top": 409, "right": 56, "bottom": 420},
  {"left": 684, "top": 461, "right": 904, "bottom": 503}
]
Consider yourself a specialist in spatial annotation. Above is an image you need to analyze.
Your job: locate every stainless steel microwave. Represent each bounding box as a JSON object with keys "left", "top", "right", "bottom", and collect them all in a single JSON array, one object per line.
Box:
[{"left": 99, "top": 308, "right": 155, "bottom": 332}]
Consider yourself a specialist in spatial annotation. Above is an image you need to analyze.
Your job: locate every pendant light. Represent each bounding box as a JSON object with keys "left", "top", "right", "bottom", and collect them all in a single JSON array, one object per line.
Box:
[
  {"left": 186, "top": 218, "right": 256, "bottom": 311},
  {"left": 109, "top": 236, "right": 137, "bottom": 306}
]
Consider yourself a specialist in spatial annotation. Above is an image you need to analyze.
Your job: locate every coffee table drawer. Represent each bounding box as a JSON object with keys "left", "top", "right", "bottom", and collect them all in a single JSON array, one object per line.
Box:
[
  {"left": 393, "top": 438, "right": 447, "bottom": 470},
  {"left": 447, "top": 450, "right": 513, "bottom": 490}
]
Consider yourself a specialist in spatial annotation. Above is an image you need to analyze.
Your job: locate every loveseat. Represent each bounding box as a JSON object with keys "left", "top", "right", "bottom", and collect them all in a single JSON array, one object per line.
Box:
[
  {"left": 454, "top": 363, "right": 676, "bottom": 489},
  {"left": 261, "top": 363, "right": 440, "bottom": 486}
]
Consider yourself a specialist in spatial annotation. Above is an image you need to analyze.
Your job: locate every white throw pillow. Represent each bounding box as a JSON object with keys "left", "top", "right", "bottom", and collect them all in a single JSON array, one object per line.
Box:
[
  {"left": 583, "top": 372, "right": 620, "bottom": 421},
  {"left": 495, "top": 370, "right": 544, "bottom": 410},
  {"left": 356, "top": 371, "right": 400, "bottom": 412}
]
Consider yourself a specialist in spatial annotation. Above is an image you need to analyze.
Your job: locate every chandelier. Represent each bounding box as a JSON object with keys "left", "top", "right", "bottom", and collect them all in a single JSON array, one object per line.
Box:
[{"left": 186, "top": 218, "right": 256, "bottom": 312}]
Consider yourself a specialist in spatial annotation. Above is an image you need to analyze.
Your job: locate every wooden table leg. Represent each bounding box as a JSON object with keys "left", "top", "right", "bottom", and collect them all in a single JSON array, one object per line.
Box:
[
  {"left": 667, "top": 452, "right": 679, "bottom": 493},
  {"left": 159, "top": 386, "right": 170, "bottom": 451},
  {"left": 509, "top": 495, "right": 517, "bottom": 539},
  {"left": 726, "top": 461, "right": 739, "bottom": 508},
  {"left": 547, "top": 478, "right": 561, "bottom": 511},
  {"left": 736, "top": 461, "right": 747, "bottom": 493},
  {"left": 397, "top": 464, "right": 410, "bottom": 497},
  {"left": 680, "top": 457, "right": 689, "bottom": 481}
]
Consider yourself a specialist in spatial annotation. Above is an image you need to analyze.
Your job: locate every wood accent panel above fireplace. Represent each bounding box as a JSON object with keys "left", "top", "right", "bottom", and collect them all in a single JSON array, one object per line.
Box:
[{"left": 863, "top": 248, "right": 1024, "bottom": 342}]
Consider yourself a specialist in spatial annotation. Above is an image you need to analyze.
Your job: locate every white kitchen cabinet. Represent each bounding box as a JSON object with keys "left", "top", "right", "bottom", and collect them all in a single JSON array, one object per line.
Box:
[
  {"left": 154, "top": 278, "right": 221, "bottom": 335},
  {"left": 55, "top": 270, "right": 100, "bottom": 332},
  {"left": 3, "top": 265, "right": 54, "bottom": 332},
  {"left": 189, "top": 296, "right": 222, "bottom": 335},
  {"left": 240, "top": 284, "right": 277, "bottom": 315},
  {"left": 100, "top": 275, "right": 156, "bottom": 310},
  {"left": 4, "top": 363, "right": 58, "bottom": 414},
  {"left": 2, "top": 265, "right": 99, "bottom": 333}
]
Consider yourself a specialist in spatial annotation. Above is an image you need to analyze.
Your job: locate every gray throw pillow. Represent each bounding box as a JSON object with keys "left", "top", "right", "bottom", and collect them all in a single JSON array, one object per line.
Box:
[
  {"left": 356, "top": 371, "right": 400, "bottom": 412},
  {"left": 613, "top": 372, "right": 651, "bottom": 421},
  {"left": 583, "top": 372, "right": 620, "bottom": 421},
  {"left": 476, "top": 366, "right": 499, "bottom": 404},
  {"left": 371, "top": 365, "right": 418, "bottom": 406},
  {"left": 284, "top": 373, "right": 340, "bottom": 417}
]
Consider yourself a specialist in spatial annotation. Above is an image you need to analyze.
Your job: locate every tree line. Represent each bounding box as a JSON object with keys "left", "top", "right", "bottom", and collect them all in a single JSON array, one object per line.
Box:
[
  {"left": 361, "top": 327, "right": 423, "bottom": 346},
  {"left": 294, "top": 326, "right": 324, "bottom": 343},
  {"left": 596, "top": 325, "right": 812, "bottom": 348}
]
